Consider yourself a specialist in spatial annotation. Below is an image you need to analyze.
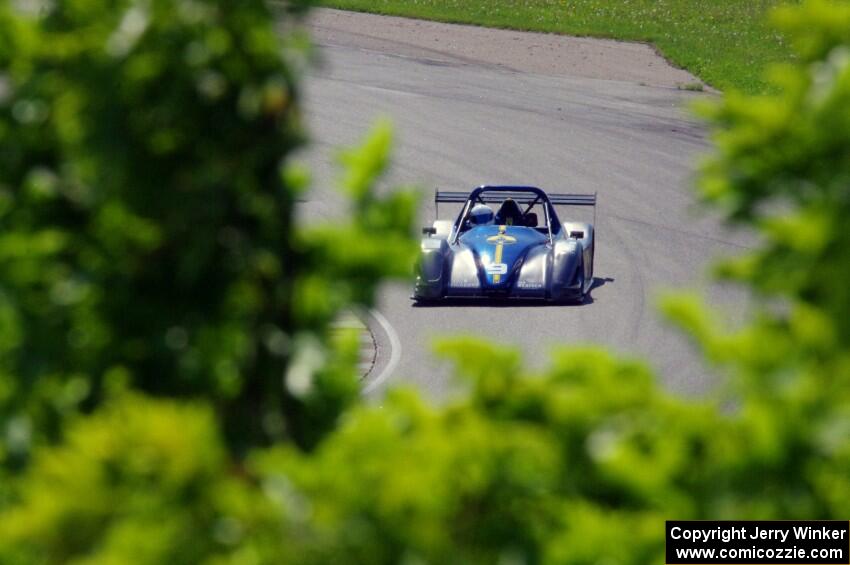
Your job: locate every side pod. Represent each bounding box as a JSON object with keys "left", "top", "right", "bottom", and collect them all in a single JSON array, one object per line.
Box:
[
  {"left": 550, "top": 239, "right": 583, "bottom": 301},
  {"left": 563, "top": 221, "right": 594, "bottom": 294},
  {"left": 414, "top": 236, "right": 449, "bottom": 299}
]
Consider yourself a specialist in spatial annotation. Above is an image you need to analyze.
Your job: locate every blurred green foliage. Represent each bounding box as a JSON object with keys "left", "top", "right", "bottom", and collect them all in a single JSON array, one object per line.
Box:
[
  {"left": 1, "top": 0, "right": 850, "bottom": 564},
  {"left": 2, "top": 392, "right": 292, "bottom": 564},
  {"left": 0, "top": 0, "right": 417, "bottom": 459}
]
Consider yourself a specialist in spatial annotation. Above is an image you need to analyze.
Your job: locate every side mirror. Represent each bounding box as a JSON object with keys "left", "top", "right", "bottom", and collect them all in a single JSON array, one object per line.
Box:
[
  {"left": 569, "top": 230, "right": 585, "bottom": 239},
  {"left": 422, "top": 227, "right": 437, "bottom": 236}
]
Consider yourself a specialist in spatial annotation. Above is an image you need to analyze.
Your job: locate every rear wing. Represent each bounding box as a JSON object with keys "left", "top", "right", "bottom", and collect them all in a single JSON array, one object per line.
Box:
[
  {"left": 435, "top": 191, "right": 596, "bottom": 206},
  {"left": 434, "top": 188, "right": 597, "bottom": 224}
]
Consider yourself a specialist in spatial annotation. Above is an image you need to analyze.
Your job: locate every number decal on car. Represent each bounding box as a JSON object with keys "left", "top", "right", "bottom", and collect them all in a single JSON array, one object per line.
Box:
[{"left": 485, "top": 263, "right": 508, "bottom": 275}]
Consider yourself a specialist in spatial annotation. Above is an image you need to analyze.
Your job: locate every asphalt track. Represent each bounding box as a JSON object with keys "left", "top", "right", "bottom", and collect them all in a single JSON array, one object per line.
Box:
[{"left": 299, "top": 17, "right": 751, "bottom": 398}]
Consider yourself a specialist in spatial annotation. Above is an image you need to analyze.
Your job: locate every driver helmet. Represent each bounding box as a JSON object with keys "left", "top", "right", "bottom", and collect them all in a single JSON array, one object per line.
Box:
[{"left": 468, "top": 204, "right": 494, "bottom": 226}]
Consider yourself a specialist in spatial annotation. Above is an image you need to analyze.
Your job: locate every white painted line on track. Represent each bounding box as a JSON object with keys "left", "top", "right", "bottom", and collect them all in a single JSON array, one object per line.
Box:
[{"left": 363, "top": 308, "right": 401, "bottom": 395}]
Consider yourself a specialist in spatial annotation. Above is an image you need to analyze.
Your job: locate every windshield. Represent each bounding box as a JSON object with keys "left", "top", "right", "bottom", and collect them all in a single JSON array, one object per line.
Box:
[{"left": 459, "top": 197, "right": 547, "bottom": 232}]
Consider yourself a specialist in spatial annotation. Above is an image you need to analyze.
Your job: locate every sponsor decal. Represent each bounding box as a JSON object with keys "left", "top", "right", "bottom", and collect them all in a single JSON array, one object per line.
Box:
[{"left": 486, "top": 233, "right": 517, "bottom": 245}]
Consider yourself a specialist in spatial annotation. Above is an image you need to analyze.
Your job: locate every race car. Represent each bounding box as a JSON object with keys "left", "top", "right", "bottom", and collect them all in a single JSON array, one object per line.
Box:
[{"left": 413, "top": 185, "right": 596, "bottom": 303}]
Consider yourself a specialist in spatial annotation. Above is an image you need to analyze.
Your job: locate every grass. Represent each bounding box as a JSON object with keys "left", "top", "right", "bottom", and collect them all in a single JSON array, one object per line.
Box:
[
  {"left": 677, "top": 82, "right": 705, "bottom": 92},
  {"left": 316, "top": 0, "right": 797, "bottom": 94}
]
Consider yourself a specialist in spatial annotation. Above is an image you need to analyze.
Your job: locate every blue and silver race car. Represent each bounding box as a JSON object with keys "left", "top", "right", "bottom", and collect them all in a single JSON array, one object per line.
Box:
[{"left": 413, "top": 185, "right": 596, "bottom": 303}]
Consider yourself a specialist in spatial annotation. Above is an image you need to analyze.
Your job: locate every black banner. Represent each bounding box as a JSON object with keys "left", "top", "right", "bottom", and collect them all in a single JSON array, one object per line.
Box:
[{"left": 666, "top": 521, "right": 849, "bottom": 564}]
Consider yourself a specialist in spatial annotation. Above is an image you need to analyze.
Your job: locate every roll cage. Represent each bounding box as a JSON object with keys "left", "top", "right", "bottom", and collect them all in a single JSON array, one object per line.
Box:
[
  {"left": 434, "top": 186, "right": 568, "bottom": 244},
  {"left": 462, "top": 189, "right": 555, "bottom": 244},
  {"left": 435, "top": 186, "right": 585, "bottom": 246}
]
